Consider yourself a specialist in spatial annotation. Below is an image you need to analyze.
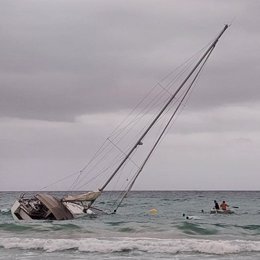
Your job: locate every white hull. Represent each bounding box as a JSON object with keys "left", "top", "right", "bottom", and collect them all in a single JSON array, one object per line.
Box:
[{"left": 63, "top": 202, "right": 95, "bottom": 216}]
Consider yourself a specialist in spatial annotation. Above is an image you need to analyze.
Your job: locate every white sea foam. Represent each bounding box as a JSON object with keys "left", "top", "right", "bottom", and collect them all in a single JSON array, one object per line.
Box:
[
  {"left": 0, "top": 208, "right": 10, "bottom": 213},
  {"left": 0, "top": 237, "right": 260, "bottom": 254}
]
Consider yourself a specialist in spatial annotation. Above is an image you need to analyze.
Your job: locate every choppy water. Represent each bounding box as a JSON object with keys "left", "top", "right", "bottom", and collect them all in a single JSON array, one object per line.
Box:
[{"left": 0, "top": 191, "right": 260, "bottom": 259}]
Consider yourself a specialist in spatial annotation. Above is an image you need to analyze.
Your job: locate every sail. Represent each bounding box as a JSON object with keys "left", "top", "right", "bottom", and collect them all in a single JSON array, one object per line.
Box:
[{"left": 62, "top": 191, "right": 101, "bottom": 202}]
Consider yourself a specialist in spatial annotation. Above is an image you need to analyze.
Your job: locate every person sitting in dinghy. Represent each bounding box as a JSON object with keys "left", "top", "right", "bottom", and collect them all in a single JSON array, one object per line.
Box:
[
  {"left": 214, "top": 200, "right": 220, "bottom": 210},
  {"left": 220, "top": 201, "right": 229, "bottom": 210}
]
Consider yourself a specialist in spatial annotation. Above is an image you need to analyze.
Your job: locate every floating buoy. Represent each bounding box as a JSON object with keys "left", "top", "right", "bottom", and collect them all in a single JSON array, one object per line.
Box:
[{"left": 149, "top": 208, "right": 158, "bottom": 215}]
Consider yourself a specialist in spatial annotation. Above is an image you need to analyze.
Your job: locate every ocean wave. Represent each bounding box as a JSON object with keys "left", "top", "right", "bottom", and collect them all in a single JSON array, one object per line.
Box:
[
  {"left": 0, "top": 237, "right": 259, "bottom": 255},
  {"left": 240, "top": 225, "right": 260, "bottom": 231},
  {"left": 177, "top": 222, "right": 218, "bottom": 235},
  {"left": 235, "top": 224, "right": 260, "bottom": 235},
  {"left": 0, "top": 222, "right": 83, "bottom": 233},
  {"left": 118, "top": 227, "right": 136, "bottom": 233}
]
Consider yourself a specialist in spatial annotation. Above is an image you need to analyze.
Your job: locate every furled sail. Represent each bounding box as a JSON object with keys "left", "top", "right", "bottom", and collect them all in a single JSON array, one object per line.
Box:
[{"left": 62, "top": 191, "right": 101, "bottom": 202}]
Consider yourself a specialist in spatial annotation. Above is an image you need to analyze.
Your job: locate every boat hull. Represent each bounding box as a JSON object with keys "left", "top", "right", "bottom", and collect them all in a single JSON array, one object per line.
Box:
[
  {"left": 10, "top": 193, "right": 101, "bottom": 221},
  {"left": 11, "top": 194, "right": 74, "bottom": 220},
  {"left": 210, "top": 208, "right": 234, "bottom": 214}
]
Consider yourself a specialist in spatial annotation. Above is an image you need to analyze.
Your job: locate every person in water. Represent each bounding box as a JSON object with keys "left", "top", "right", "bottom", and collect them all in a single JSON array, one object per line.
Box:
[
  {"left": 214, "top": 200, "right": 220, "bottom": 210},
  {"left": 220, "top": 200, "right": 229, "bottom": 210}
]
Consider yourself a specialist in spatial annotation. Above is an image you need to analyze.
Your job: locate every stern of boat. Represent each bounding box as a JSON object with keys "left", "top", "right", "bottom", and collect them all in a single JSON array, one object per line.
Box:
[{"left": 11, "top": 200, "right": 33, "bottom": 221}]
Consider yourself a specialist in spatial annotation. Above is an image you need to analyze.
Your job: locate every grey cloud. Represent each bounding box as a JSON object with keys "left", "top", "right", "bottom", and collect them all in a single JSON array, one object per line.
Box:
[{"left": 1, "top": 0, "right": 260, "bottom": 121}]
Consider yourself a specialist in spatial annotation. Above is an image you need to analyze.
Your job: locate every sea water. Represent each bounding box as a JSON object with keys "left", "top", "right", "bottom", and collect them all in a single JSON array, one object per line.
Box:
[{"left": 0, "top": 191, "right": 259, "bottom": 259}]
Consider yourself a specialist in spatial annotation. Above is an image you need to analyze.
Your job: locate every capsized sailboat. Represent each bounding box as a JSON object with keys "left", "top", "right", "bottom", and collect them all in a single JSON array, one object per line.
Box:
[
  {"left": 11, "top": 191, "right": 101, "bottom": 220},
  {"left": 11, "top": 25, "right": 229, "bottom": 221}
]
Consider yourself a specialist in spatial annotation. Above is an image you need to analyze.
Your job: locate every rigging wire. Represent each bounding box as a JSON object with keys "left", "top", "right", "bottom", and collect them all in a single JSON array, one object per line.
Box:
[
  {"left": 65, "top": 46, "right": 207, "bottom": 192},
  {"left": 37, "top": 27, "right": 225, "bottom": 193},
  {"left": 109, "top": 44, "right": 209, "bottom": 138},
  {"left": 108, "top": 46, "right": 209, "bottom": 141},
  {"left": 112, "top": 46, "right": 217, "bottom": 212}
]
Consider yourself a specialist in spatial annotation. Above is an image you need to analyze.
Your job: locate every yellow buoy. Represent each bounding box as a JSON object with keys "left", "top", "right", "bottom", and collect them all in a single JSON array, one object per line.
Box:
[{"left": 149, "top": 208, "right": 158, "bottom": 215}]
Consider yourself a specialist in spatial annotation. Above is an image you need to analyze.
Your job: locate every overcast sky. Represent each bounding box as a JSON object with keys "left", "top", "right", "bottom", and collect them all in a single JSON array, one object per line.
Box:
[{"left": 1, "top": 0, "right": 260, "bottom": 191}]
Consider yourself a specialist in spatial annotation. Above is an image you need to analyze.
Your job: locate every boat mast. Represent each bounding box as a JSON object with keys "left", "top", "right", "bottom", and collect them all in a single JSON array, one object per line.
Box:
[
  {"left": 113, "top": 46, "right": 216, "bottom": 212},
  {"left": 99, "top": 24, "right": 229, "bottom": 192}
]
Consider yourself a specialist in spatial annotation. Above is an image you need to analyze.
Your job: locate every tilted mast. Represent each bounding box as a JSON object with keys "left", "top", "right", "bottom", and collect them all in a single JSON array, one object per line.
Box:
[
  {"left": 98, "top": 25, "right": 229, "bottom": 193},
  {"left": 113, "top": 45, "right": 216, "bottom": 212}
]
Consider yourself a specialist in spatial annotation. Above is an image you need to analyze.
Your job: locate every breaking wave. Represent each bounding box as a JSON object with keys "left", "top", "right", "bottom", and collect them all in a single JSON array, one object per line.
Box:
[{"left": 0, "top": 237, "right": 259, "bottom": 255}]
